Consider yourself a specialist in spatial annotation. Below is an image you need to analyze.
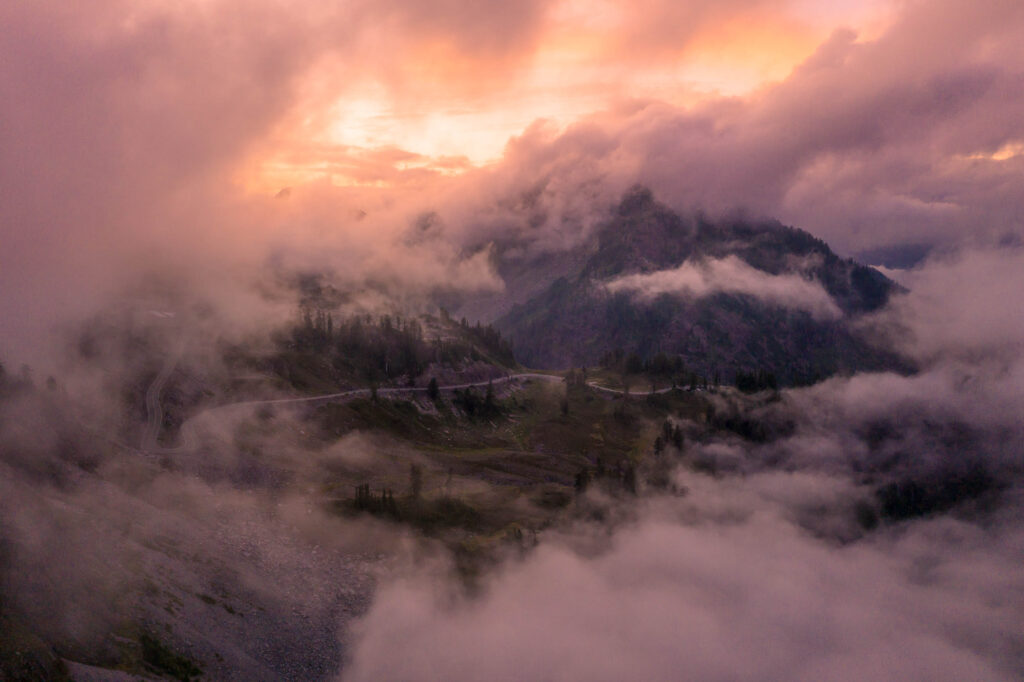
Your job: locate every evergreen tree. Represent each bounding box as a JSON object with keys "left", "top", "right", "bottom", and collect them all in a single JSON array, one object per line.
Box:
[
  {"left": 484, "top": 379, "right": 497, "bottom": 415},
  {"left": 574, "top": 467, "right": 591, "bottom": 494},
  {"left": 410, "top": 464, "right": 423, "bottom": 500},
  {"left": 623, "top": 463, "right": 638, "bottom": 495}
]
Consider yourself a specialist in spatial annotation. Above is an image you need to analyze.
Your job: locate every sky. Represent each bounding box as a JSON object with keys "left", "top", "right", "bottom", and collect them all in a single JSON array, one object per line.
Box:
[
  {"left": 237, "top": 0, "right": 898, "bottom": 186},
  {"left": 267, "top": 0, "right": 894, "bottom": 169},
  {"left": 1, "top": 0, "right": 1023, "bottom": 363}
]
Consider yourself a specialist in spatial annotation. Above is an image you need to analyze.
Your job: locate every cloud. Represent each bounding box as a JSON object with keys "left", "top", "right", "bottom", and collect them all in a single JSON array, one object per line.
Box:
[
  {"left": 0, "top": 375, "right": 413, "bottom": 674},
  {"left": 605, "top": 255, "right": 843, "bottom": 318},
  {"left": 342, "top": 244, "right": 1024, "bottom": 682},
  {"left": 867, "top": 247, "right": 1024, "bottom": 366},
  {"left": 451, "top": 0, "right": 1024, "bottom": 259},
  {"left": 344, "top": 495, "right": 1023, "bottom": 682},
  {"left": 2, "top": 0, "right": 1023, "bottom": 368},
  {"left": 0, "top": 0, "right": 524, "bottom": 365}
]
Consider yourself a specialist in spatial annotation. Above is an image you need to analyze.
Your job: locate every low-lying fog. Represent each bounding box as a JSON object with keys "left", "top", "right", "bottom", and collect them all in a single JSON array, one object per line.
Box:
[
  {"left": 342, "top": 249, "right": 1024, "bottom": 682},
  {"left": 1, "top": 247, "right": 1021, "bottom": 680}
]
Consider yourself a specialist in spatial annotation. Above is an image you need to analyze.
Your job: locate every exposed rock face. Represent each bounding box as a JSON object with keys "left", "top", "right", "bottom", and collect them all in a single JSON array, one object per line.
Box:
[{"left": 494, "top": 187, "right": 907, "bottom": 382}]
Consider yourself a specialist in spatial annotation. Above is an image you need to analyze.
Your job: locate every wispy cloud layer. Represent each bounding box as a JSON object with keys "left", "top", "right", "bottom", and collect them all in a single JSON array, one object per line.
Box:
[{"left": 605, "top": 255, "right": 842, "bottom": 318}]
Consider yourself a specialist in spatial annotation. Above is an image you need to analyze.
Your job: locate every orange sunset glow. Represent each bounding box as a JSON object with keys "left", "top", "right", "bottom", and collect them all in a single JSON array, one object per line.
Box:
[{"left": 245, "top": 0, "right": 898, "bottom": 191}]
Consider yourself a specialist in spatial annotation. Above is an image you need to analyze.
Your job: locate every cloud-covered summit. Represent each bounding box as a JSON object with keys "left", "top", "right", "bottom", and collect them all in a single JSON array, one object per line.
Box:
[{"left": 3, "top": 0, "right": 1023, "bottom": 367}]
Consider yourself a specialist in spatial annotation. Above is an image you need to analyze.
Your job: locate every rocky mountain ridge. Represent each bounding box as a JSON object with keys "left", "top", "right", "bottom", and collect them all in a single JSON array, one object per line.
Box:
[{"left": 491, "top": 187, "right": 907, "bottom": 383}]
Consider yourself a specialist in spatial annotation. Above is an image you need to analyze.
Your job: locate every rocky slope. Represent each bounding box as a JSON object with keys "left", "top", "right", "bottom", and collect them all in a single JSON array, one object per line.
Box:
[{"left": 493, "top": 187, "right": 907, "bottom": 383}]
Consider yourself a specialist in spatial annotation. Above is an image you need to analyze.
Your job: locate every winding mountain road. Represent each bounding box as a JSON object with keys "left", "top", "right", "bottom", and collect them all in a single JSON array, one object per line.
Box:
[
  {"left": 141, "top": 360, "right": 679, "bottom": 456},
  {"left": 141, "top": 370, "right": 566, "bottom": 455}
]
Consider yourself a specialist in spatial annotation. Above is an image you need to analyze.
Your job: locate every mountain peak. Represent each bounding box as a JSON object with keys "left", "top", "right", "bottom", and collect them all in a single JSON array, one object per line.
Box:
[
  {"left": 616, "top": 184, "right": 657, "bottom": 216},
  {"left": 496, "top": 189, "right": 908, "bottom": 381},
  {"left": 587, "top": 187, "right": 693, "bottom": 279}
]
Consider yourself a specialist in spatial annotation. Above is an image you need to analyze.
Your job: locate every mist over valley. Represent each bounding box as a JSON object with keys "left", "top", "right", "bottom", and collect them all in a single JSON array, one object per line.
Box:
[{"left": 2, "top": 1, "right": 1024, "bottom": 680}]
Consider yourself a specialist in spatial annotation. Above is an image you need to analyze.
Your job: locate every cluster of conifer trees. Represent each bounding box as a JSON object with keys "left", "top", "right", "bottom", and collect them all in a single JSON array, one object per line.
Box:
[
  {"left": 598, "top": 346, "right": 786, "bottom": 392},
  {"left": 597, "top": 348, "right": 719, "bottom": 389},
  {"left": 438, "top": 307, "right": 516, "bottom": 367},
  {"left": 574, "top": 457, "right": 638, "bottom": 496},
  {"left": 284, "top": 308, "right": 514, "bottom": 385},
  {"left": 598, "top": 348, "right": 685, "bottom": 376},
  {"left": 451, "top": 381, "right": 501, "bottom": 419},
  {"left": 734, "top": 368, "right": 778, "bottom": 393},
  {"left": 653, "top": 419, "right": 685, "bottom": 455},
  {"left": 353, "top": 484, "right": 399, "bottom": 516}
]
